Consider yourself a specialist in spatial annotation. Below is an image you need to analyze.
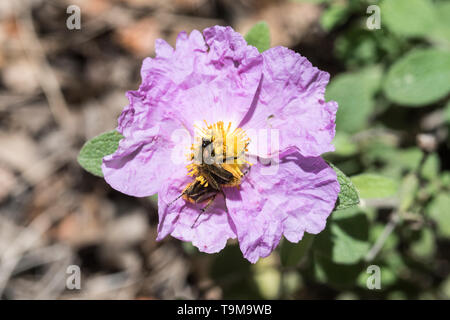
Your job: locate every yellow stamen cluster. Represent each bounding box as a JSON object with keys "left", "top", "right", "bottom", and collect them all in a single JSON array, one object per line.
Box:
[
  {"left": 186, "top": 121, "right": 251, "bottom": 187},
  {"left": 185, "top": 168, "right": 210, "bottom": 187}
]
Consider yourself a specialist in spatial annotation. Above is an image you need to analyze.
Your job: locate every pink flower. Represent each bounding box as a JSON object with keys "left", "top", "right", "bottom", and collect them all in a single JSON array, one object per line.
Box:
[{"left": 102, "top": 26, "right": 339, "bottom": 263}]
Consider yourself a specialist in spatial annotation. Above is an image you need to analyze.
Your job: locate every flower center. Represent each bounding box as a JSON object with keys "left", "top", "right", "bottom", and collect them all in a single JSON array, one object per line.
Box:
[{"left": 186, "top": 121, "right": 251, "bottom": 188}]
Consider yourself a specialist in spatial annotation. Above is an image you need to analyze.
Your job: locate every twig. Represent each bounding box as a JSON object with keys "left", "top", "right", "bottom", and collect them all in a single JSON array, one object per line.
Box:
[
  {"left": 12, "top": 0, "right": 75, "bottom": 134},
  {"left": 365, "top": 213, "right": 400, "bottom": 262},
  {"left": 0, "top": 195, "right": 74, "bottom": 297},
  {"left": 0, "top": 93, "right": 40, "bottom": 112}
]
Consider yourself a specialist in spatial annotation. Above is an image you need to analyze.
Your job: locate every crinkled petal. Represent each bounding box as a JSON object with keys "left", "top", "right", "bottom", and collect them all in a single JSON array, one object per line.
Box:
[
  {"left": 278, "top": 154, "right": 340, "bottom": 242},
  {"left": 157, "top": 166, "right": 236, "bottom": 253},
  {"left": 102, "top": 91, "right": 186, "bottom": 197},
  {"left": 141, "top": 30, "right": 207, "bottom": 87},
  {"left": 240, "top": 46, "right": 337, "bottom": 158},
  {"left": 224, "top": 153, "right": 339, "bottom": 263},
  {"left": 141, "top": 27, "right": 263, "bottom": 131}
]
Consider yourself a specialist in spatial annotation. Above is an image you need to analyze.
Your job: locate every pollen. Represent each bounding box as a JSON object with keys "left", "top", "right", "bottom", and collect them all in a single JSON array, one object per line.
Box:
[{"left": 186, "top": 121, "right": 251, "bottom": 187}]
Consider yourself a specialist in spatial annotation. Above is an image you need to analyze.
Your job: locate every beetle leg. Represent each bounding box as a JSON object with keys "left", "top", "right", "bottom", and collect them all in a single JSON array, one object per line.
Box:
[{"left": 191, "top": 194, "right": 216, "bottom": 228}]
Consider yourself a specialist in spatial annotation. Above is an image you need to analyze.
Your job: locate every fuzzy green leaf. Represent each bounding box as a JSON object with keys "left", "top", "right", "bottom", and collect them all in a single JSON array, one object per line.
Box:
[
  {"left": 325, "top": 66, "right": 382, "bottom": 133},
  {"left": 427, "top": 193, "right": 450, "bottom": 238},
  {"left": 444, "top": 101, "right": 450, "bottom": 124},
  {"left": 280, "top": 233, "right": 315, "bottom": 267},
  {"left": 313, "top": 252, "right": 362, "bottom": 287},
  {"left": 383, "top": 49, "right": 450, "bottom": 107},
  {"left": 245, "top": 21, "right": 271, "bottom": 53},
  {"left": 381, "top": 0, "right": 438, "bottom": 39},
  {"left": 351, "top": 174, "right": 398, "bottom": 199},
  {"left": 329, "top": 163, "right": 360, "bottom": 210},
  {"left": 314, "top": 207, "right": 370, "bottom": 265},
  {"left": 77, "top": 130, "right": 123, "bottom": 177},
  {"left": 320, "top": 3, "right": 349, "bottom": 32},
  {"left": 410, "top": 227, "right": 436, "bottom": 260}
]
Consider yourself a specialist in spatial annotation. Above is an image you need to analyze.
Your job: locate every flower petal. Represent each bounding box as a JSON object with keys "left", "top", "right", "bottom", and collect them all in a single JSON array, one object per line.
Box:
[
  {"left": 277, "top": 154, "right": 340, "bottom": 243},
  {"left": 157, "top": 167, "right": 236, "bottom": 254},
  {"left": 224, "top": 153, "right": 339, "bottom": 263},
  {"left": 142, "top": 27, "right": 263, "bottom": 131},
  {"left": 240, "top": 46, "right": 337, "bottom": 158},
  {"left": 102, "top": 91, "right": 185, "bottom": 197}
]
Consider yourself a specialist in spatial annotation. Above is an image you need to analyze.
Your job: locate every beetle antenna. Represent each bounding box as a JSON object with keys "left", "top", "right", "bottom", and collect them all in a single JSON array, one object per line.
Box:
[{"left": 167, "top": 192, "right": 184, "bottom": 207}]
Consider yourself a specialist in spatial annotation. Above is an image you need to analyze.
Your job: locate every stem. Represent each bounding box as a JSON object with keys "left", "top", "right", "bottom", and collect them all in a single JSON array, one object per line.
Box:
[
  {"left": 365, "top": 213, "right": 400, "bottom": 262},
  {"left": 364, "top": 151, "right": 430, "bottom": 262}
]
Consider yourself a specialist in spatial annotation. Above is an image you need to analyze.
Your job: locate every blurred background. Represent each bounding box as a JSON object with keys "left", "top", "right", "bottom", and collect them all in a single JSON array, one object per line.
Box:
[{"left": 0, "top": 0, "right": 449, "bottom": 299}]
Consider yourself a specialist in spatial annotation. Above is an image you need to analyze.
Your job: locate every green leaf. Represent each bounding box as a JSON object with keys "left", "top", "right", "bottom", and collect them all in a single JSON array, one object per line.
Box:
[
  {"left": 426, "top": 193, "right": 450, "bottom": 238},
  {"left": 431, "top": 1, "right": 450, "bottom": 45},
  {"left": 329, "top": 163, "right": 360, "bottom": 210},
  {"left": 370, "top": 223, "right": 399, "bottom": 253},
  {"left": 314, "top": 207, "right": 370, "bottom": 264},
  {"left": 325, "top": 66, "right": 382, "bottom": 133},
  {"left": 398, "top": 173, "right": 419, "bottom": 212},
  {"left": 332, "top": 132, "right": 358, "bottom": 157},
  {"left": 366, "top": 146, "right": 439, "bottom": 181},
  {"left": 335, "top": 30, "right": 379, "bottom": 68},
  {"left": 444, "top": 101, "right": 450, "bottom": 125},
  {"left": 441, "top": 171, "right": 450, "bottom": 188},
  {"left": 351, "top": 174, "right": 398, "bottom": 199},
  {"left": 410, "top": 227, "right": 436, "bottom": 260},
  {"left": 383, "top": 49, "right": 450, "bottom": 107},
  {"left": 320, "top": 3, "right": 350, "bottom": 31},
  {"left": 77, "top": 130, "right": 123, "bottom": 177},
  {"left": 384, "top": 251, "right": 407, "bottom": 274},
  {"left": 280, "top": 233, "right": 315, "bottom": 267},
  {"left": 244, "top": 21, "right": 271, "bottom": 53},
  {"left": 211, "top": 245, "right": 261, "bottom": 299},
  {"left": 422, "top": 153, "right": 440, "bottom": 180},
  {"left": 252, "top": 256, "right": 281, "bottom": 299},
  {"left": 313, "top": 252, "right": 362, "bottom": 287},
  {"left": 381, "top": 0, "right": 439, "bottom": 39},
  {"left": 281, "top": 271, "right": 302, "bottom": 296},
  {"left": 441, "top": 276, "right": 450, "bottom": 299}
]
